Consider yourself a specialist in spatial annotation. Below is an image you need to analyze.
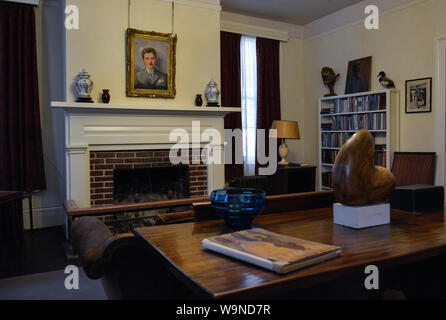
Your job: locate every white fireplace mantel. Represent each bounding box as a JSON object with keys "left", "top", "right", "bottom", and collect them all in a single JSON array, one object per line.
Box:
[
  {"left": 51, "top": 101, "right": 240, "bottom": 210},
  {"left": 51, "top": 102, "right": 241, "bottom": 116}
]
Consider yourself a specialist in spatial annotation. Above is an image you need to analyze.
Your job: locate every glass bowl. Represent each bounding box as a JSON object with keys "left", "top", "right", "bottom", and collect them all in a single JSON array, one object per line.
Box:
[{"left": 210, "top": 188, "right": 266, "bottom": 227}]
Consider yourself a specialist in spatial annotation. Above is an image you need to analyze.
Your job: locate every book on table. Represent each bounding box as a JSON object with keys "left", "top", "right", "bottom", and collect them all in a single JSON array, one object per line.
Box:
[{"left": 202, "top": 228, "right": 341, "bottom": 274}]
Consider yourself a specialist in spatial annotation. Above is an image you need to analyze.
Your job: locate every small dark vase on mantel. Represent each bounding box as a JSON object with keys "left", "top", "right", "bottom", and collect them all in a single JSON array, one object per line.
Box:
[
  {"left": 102, "top": 89, "right": 110, "bottom": 103},
  {"left": 195, "top": 94, "right": 203, "bottom": 107}
]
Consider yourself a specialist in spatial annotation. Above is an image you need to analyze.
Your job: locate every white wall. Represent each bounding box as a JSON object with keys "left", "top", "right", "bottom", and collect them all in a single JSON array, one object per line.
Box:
[
  {"left": 31, "top": 0, "right": 66, "bottom": 229},
  {"left": 280, "top": 40, "right": 305, "bottom": 164}
]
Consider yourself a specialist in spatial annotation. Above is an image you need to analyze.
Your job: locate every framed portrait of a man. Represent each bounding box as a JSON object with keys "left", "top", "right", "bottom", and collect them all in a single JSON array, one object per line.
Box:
[
  {"left": 345, "top": 56, "right": 372, "bottom": 94},
  {"left": 126, "top": 28, "right": 177, "bottom": 98},
  {"left": 405, "top": 77, "right": 432, "bottom": 113}
]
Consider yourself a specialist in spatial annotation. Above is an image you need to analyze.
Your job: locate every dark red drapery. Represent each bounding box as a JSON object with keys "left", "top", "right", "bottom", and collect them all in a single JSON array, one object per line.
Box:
[
  {"left": 221, "top": 31, "right": 244, "bottom": 183},
  {"left": 256, "top": 37, "right": 282, "bottom": 174},
  {"left": 0, "top": 2, "right": 46, "bottom": 192}
]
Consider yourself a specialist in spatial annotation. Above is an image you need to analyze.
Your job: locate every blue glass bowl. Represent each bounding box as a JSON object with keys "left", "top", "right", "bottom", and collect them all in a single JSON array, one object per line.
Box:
[{"left": 211, "top": 188, "right": 266, "bottom": 227}]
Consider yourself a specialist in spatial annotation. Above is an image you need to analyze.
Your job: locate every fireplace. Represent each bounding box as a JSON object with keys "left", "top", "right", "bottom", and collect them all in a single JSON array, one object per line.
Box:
[{"left": 90, "top": 149, "right": 208, "bottom": 207}]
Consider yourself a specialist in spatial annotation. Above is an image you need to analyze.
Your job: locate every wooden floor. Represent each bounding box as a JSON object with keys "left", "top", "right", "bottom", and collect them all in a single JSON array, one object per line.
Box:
[{"left": 0, "top": 226, "right": 68, "bottom": 279}]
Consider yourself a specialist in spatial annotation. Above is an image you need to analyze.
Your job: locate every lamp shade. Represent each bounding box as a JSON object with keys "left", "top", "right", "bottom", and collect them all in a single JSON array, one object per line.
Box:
[{"left": 271, "top": 120, "right": 300, "bottom": 139}]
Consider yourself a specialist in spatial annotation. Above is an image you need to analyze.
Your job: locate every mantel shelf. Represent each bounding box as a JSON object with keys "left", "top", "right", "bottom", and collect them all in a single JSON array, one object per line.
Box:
[{"left": 51, "top": 101, "right": 241, "bottom": 116}]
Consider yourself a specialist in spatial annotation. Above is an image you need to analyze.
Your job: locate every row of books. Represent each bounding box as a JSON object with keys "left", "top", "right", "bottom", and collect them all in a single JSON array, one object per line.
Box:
[
  {"left": 321, "top": 149, "right": 340, "bottom": 164},
  {"left": 321, "top": 94, "right": 385, "bottom": 114},
  {"left": 321, "top": 172, "right": 332, "bottom": 189},
  {"left": 375, "top": 151, "right": 387, "bottom": 168},
  {"left": 321, "top": 132, "right": 354, "bottom": 148},
  {"left": 323, "top": 113, "right": 387, "bottom": 131},
  {"left": 321, "top": 150, "right": 387, "bottom": 167}
]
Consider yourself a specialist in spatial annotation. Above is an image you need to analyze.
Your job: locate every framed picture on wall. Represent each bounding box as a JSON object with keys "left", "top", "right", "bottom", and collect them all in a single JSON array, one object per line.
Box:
[
  {"left": 405, "top": 77, "right": 432, "bottom": 113},
  {"left": 345, "top": 56, "right": 372, "bottom": 94},
  {"left": 126, "top": 28, "right": 177, "bottom": 99}
]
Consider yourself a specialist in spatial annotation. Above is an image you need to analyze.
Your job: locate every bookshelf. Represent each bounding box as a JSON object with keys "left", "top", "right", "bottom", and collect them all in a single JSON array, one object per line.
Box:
[{"left": 318, "top": 89, "right": 400, "bottom": 191}]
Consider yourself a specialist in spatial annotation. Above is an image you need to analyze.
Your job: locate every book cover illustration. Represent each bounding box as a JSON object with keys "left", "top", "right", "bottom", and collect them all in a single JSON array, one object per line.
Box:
[{"left": 202, "top": 228, "right": 341, "bottom": 273}]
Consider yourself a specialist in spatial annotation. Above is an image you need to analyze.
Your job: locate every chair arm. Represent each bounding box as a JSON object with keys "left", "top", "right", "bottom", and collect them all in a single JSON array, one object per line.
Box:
[{"left": 71, "top": 216, "right": 113, "bottom": 279}]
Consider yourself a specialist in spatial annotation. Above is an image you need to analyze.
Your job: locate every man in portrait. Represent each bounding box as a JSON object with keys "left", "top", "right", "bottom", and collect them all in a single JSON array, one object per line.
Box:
[
  {"left": 345, "top": 63, "right": 365, "bottom": 94},
  {"left": 135, "top": 47, "right": 168, "bottom": 90}
]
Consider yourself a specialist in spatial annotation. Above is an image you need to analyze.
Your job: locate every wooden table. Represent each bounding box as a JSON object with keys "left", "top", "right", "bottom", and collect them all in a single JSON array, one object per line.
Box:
[
  {"left": 134, "top": 206, "right": 446, "bottom": 299},
  {"left": 0, "top": 191, "right": 24, "bottom": 243}
]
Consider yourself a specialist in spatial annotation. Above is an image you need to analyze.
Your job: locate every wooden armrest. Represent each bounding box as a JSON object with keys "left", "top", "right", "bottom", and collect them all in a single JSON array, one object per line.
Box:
[
  {"left": 156, "top": 211, "right": 195, "bottom": 225},
  {"left": 71, "top": 216, "right": 113, "bottom": 279},
  {"left": 193, "top": 191, "right": 335, "bottom": 221},
  {"left": 64, "top": 196, "right": 210, "bottom": 217}
]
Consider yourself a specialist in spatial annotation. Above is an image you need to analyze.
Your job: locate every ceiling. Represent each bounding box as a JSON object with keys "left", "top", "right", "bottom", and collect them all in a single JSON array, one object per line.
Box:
[{"left": 220, "top": 0, "right": 365, "bottom": 25}]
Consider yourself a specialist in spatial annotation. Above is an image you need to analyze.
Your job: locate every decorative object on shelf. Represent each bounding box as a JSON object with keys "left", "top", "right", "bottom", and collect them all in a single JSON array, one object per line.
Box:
[
  {"left": 195, "top": 94, "right": 203, "bottom": 106},
  {"left": 332, "top": 129, "right": 396, "bottom": 206},
  {"left": 378, "top": 71, "right": 395, "bottom": 88},
  {"left": 74, "top": 69, "right": 94, "bottom": 103},
  {"left": 211, "top": 188, "right": 266, "bottom": 227},
  {"left": 405, "top": 77, "right": 432, "bottom": 114},
  {"left": 271, "top": 120, "right": 300, "bottom": 166},
  {"left": 321, "top": 67, "right": 340, "bottom": 97},
  {"left": 345, "top": 56, "right": 372, "bottom": 94},
  {"left": 205, "top": 79, "right": 220, "bottom": 106},
  {"left": 126, "top": 28, "right": 177, "bottom": 99},
  {"left": 101, "top": 89, "right": 110, "bottom": 103}
]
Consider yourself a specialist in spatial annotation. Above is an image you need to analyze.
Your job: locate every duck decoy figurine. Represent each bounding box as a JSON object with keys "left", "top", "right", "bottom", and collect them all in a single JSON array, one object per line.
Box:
[{"left": 378, "top": 71, "right": 395, "bottom": 88}]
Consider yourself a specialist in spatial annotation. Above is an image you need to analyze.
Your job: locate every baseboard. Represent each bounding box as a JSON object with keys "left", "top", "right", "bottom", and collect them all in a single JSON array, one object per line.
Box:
[{"left": 22, "top": 206, "right": 64, "bottom": 230}]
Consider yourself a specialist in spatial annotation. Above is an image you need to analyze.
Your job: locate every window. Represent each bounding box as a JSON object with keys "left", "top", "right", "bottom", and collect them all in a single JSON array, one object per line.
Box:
[{"left": 240, "top": 35, "right": 257, "bottom": 176}]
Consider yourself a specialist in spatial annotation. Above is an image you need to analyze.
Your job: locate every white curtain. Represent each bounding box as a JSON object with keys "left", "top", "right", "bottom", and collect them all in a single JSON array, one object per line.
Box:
[{"left": 240, "top": 35, "right": 257, "bottom": 176}]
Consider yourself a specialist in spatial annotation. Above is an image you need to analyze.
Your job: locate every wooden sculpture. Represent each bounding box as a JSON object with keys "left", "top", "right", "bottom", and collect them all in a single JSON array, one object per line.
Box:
[{"left": 332, "top": 130, "right": 396, "bottom": 206}]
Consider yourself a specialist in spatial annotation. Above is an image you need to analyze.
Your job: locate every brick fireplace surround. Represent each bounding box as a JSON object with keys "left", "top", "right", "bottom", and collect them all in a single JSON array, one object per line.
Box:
[{"left": 90, "top": 150, "right": 208, "bottom": 206}]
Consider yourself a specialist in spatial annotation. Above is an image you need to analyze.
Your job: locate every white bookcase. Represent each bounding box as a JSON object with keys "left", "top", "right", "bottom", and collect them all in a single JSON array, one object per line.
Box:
[{"left": 318, "top": 89, "right": 400, "bottom": 191}]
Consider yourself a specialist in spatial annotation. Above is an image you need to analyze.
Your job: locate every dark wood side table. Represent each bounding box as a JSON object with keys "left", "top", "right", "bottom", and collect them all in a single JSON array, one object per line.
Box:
[
  {"left": 0, "top": 191, "right": 25, "bottom": 244},
  {"left": 270, "top": 165, "right": 317, "bottom": 195}
]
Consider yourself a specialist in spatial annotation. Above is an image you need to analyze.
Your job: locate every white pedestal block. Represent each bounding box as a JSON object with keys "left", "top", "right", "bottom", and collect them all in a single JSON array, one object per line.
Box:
[{"left": 333, "top": 203, "right": 390, "bottom": 229}]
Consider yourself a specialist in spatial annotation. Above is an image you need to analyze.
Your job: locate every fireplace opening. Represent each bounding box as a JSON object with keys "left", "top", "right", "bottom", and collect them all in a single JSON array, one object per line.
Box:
[{"left": 113, "top": 165, "right": 190, "bottom": 205}]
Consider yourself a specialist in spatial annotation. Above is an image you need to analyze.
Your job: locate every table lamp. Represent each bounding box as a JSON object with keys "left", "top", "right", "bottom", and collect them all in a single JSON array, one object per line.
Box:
[{"left": 271, "top": 120, "right": 300, "bottom": 166}]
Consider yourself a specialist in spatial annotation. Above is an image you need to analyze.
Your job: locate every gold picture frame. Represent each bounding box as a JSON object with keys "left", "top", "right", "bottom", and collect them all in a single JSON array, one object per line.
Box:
[{"left": 126, "top": 28, "right": 177, "bottom": 99}]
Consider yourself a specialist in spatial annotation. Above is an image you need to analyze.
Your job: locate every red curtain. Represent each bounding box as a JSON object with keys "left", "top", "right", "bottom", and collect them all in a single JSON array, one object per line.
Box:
[
  {"left": 0, "top": 2, "right": 46, "bottom": 192},
  {"left": 256, "top": 37, "right": 282, "bottom": 174},
  {"left": 221, "top": 31, "right": 244, "bottom": 183}
]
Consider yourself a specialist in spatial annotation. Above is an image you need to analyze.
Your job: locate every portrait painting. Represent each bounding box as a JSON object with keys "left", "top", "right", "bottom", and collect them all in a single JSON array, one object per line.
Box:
[
  {"left": 345, "top": 56, "right": 372, "bottom": 94},
  {"left": 405, "top": 77, "right": 432, "bottom": 113},
  {"left": 126, "top": 28, "right": 177, "bottom": 98}
]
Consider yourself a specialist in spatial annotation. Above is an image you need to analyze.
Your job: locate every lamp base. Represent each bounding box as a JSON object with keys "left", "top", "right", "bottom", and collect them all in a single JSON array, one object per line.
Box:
[
  {"left": 278, "top": 159, "right": 290, "bottom": 166},
  {"left": 278, "top": 141, "right": 289, "bottom": 166}
]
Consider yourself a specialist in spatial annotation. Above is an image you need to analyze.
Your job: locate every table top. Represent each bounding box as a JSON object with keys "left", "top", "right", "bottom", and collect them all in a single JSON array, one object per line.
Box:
[
  {"left": 134, "top": 206, "right": 446, "bottom": 299},
  {"left": 0, "top": 191, "right": 23, "bottom": 205}
]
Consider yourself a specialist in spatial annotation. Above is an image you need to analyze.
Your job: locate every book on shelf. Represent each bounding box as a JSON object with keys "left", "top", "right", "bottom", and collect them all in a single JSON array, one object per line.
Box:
[
  {"left": 202, "top": 228, "right": 341, "bottom": 274},
  {"left": 322, "top": 171, "right": 332, "bottom": 188},
  {"left": 331, "top": 93, "right": 385, "bottom": 113}
]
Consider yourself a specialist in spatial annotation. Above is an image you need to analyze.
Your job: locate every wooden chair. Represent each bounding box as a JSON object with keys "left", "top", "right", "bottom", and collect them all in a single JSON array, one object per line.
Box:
[
  {"left": 391, "top": 152, "right": 436, "bottom": 186},
  {"left": 71, "top": 216, "right": 195, "bottom": 300}
]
